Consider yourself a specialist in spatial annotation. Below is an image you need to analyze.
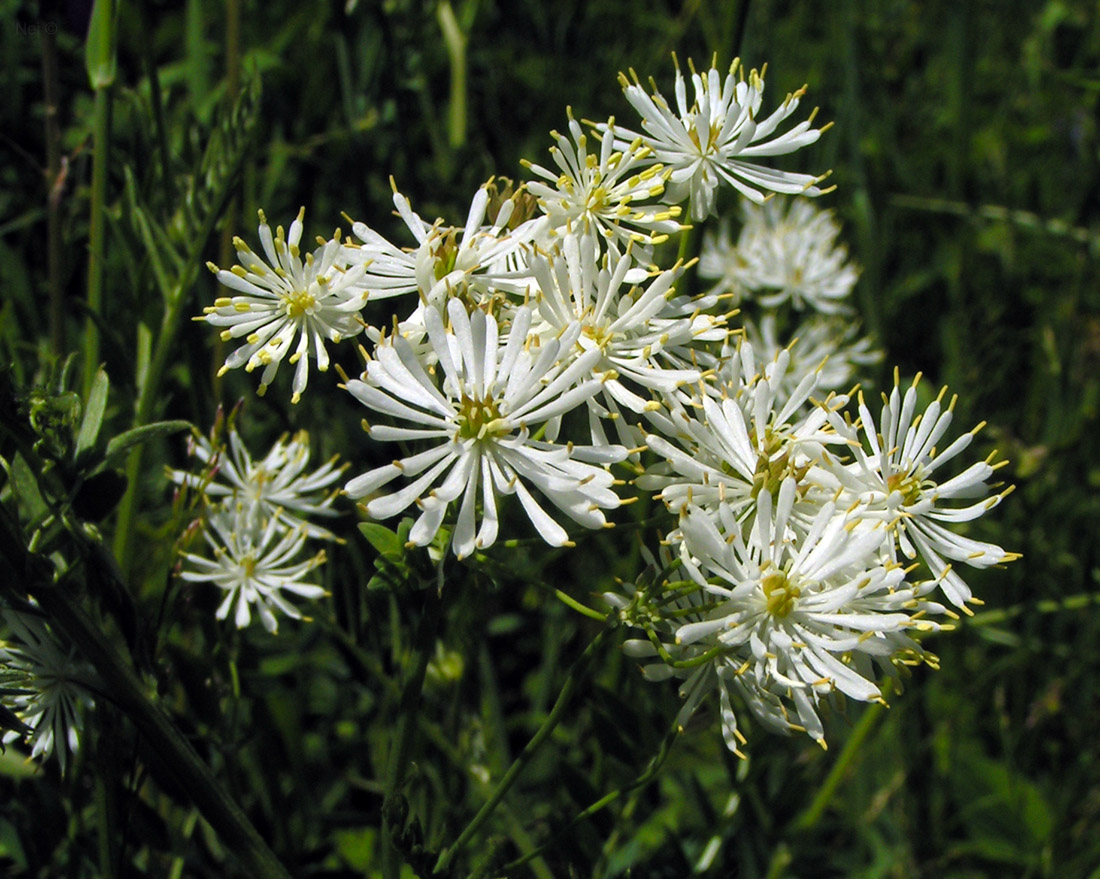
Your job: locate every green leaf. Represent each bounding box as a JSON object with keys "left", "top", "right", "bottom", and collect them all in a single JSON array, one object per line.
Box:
[
  {"left": 123, "top": 169, "right": 183, "bottom": 300},
  {"left": 333, "top": 827, "right": 377, "bottom": 870},
  {"left": 945, "top": 745, "right": 1054, "bottom": 867},
  {"left": 0, "top": 816, "right": 29, "bottom": 864},
  {"left": 84, "top": 0, "right": 117, "bottom": 89},
  {"left": 104, "top": 420, "right": 191, "bottom": 465},
  {"left": 358, "top": 522, "right": 403, "bottom": 559},
  {"left": 75, "top": 367, "right": 109, "bottom": 464},
  {"left": 367, "top": 558, "right": 407, "bottom": 593},
  {"left": 8, "top": 454, "right": 48, "bottom": 525}
]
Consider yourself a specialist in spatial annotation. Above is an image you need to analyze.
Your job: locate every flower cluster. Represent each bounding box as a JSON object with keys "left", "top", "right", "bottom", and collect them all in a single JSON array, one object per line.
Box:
[
  {"left": 622, "top": 351, "right": 1016, "bottom": 749},
  {"left": 168, "top": 418, "right": 342, "bottom": 632},
  {"left": 189, "top": 57, "right": 1016, "bottom": 749}
]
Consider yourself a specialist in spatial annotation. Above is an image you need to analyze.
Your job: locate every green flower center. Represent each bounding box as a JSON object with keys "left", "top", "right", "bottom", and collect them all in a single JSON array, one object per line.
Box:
[
  {"left": 749, "top": 428, "right": 810, "bottom": 501},
  {"left": 581, "top": 321, "right": 614, "bottom": 348},
  {"left": 585, "top": 182, "right": 609, "bottom": 212},
  {"left": 284, "top": 287, "right": 316, "bottom": 319},
  {"left": 762, "top": 569, "right": 801, "bottom": 618},
  {"left": 456, "top": 393, "right": 506, "bottom": 441},
  {"left": 687, "top": 119, "right": 722, "bottom": 154},
  {"left": 886, "top": 471, "right": 924, "bottom": 506},
  {"left": 432, "top": 231, "right": 460, "bottom": 281}
]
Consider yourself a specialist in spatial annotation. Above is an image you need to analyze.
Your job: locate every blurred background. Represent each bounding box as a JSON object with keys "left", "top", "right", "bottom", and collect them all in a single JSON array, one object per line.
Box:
[{"left": 1, "top": 0, "right": 1099, "bottom": 876}]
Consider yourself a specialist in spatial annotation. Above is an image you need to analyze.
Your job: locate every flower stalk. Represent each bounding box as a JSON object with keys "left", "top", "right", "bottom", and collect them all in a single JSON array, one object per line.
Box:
[{"left": 382, "top": 583, "right": 444, "bottom": 879}]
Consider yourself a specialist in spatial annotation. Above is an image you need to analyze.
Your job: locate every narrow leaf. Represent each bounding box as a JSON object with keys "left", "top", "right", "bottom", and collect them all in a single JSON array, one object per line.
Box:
[
  {"left": 135, "top": 322, "right": 152, "bottom": 404},
  {"left": 84, "top": 0, "right": 117, "bottom": 89},
  {"left": 104, "top": 420, "right": 191, "bottom": 465},
  {"left": 9, "top": 454, "right": 48, "bottom": 525},
  {"left": 75, "top": 367, "right": 109, "bottom": 464}
]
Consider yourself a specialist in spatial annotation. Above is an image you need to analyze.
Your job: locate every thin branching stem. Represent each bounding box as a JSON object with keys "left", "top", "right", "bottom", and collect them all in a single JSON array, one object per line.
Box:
[
  {"left": 434, "top": 622, "right": 620, "bottom": 875},
  {"left": 382, "top": 584, "right": 443, "bottom": 879},
  {"left": 499, "top": 718, "right": 681, "bottom": 876}
]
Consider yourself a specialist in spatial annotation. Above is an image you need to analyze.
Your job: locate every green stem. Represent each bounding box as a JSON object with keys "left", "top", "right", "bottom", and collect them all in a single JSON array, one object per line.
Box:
[
  {"left": 791, "top": 686, "right": 890, "bottom": 831},
  {"left": 436, "top": 1, "right": 467, "bottom": 149},
  {"left": 676, "top": 222, "right": 698, "bottom": 265},
  {"left": 83, "top": 84, "right": 111, "bottom": 398},
  {"left": 554, "top": 588, "right": 607, "bottom": 621},
  {"left": 112, "top": 209, "right": 221, "bottom": 575},
  {"left": 434, "top": 623, "right": 619, "bottom": 876},
  {"left": 382, "top": 585, "right": 443, "bottom": 879},
  {"left": 41, "top": 27, "right": 63, "bottom": 355},
  {"left": 25, "top": 574, "right": 293, "bottom": 879}
]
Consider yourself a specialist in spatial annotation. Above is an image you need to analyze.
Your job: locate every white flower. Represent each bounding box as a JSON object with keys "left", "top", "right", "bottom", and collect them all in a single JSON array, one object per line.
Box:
[
  {"left": 529, "top": 232, "right": 723, "bottom": 445},
  {"left": 168, "top": 424, "right": 345, "bottom": 541},
  {"left": 345, "top": 299, "right": 627, "bottom": 558},
  {"left": 201, "top": 208, "right": 368, "bottom": 403},
  {"left": 180, "top": 509, "right": 327, "bottom": 633},
  {"left": 1, "top": 609, "right": 96, "bottom": 772},
  {"left": 608, "top": 58, "right": 830, "bottom": 220},
  {"left": 699, "top": 197, "right": 858, "bottom": 313},
  {"left": 523, "top": 109, "right": 684, "bottom": 247},
  {"left": 346, "top": 182, "right": 542, "bottom": 314},
  {"left": 824, "top": 373, "right": 1018, "bottom": 608},
  {"left": 640, "top": 341, "right": 844, "bottom": 532}
]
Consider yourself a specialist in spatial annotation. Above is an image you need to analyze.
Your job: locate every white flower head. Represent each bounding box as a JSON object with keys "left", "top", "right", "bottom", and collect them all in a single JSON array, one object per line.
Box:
[
  {"left": 700, "top": 197, "right": 859, "bottom": 313},
  {"left": 346, "top": 181, "right": 542, "bottom": 316},
  {"left": 641, "top": 339, "right": 845, "bottom": 533},
  {"left": 824, "top": 372, "right": 1019, "bottom": 608},
  {"left": 677, "top": 488, "right": 937, "bottom": 748},
  {"left": 1, "top": 609, "right": 96, "bottom": 772},
  {"left": 523, "top": 109, "right": 684, "bottom": 247},
  {"left": 608, "top": 56, "right": 832, "bottom": 221},
  {"left": 529, "top": 232, "right": 723, "bottom": 445},
  {"left": 200, "top": 208, "right": 369, "bottom": 403},
  {"left": 168, "top": 422, "right": 346, "bottom": 541},
  {"left": 180, "top": 508, "right": 327, "bottom": 633},
  {"left": 345, "top": 299, "right": 628, "bottom": 558}
]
